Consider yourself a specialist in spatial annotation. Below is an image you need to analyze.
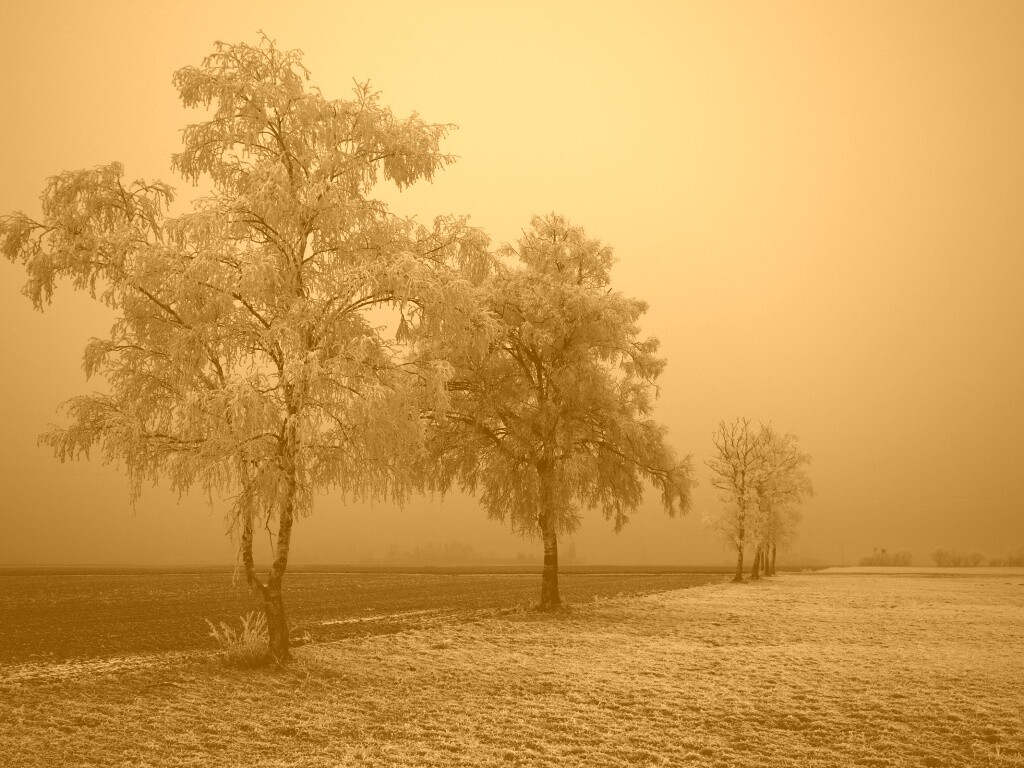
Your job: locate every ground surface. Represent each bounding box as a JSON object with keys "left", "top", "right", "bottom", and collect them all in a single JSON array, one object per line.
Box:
[
  {"left": 0, "top": 568, "right": 726, "bottom": 665},
  {"left": 821, "top": 566, "right": 1024, "bottom": 576},
  {"left": 1, "top": 573, "right": 1022, "bottom": 767}
]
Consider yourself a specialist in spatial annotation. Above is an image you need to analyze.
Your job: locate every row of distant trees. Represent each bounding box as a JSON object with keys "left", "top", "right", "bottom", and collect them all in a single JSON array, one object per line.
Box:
[
  {"left": 703, "top": 418, "right": 813, "bottom": 582},
  {"left": 858, "top": 547, "right": 1024, "bottom": 567},
  {"left": 932, "top": 548, "right": 1024, "bottom": 567},
  {"left": 986, "top": 548, "right": 1024, "bottom": 567},
  {"left": 381, "top": 541, "right": 580, "bottom": 566},
  {"left": 0, "top": 36, "right": 694, "bottom": 662}
]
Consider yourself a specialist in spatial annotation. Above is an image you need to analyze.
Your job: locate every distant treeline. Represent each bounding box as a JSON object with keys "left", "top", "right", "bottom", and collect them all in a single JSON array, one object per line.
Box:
[
  {"left": 933, "top": 547, "right": 1024, "bottom": 567},
  {"left": 858, "top": 549, "right": 912, "bottom": 567},
  {"left": 858, "top": 547, "right": 1024, "bottom": 567},
  {"left": 986, "top": 548, "right": 1024, "bottom": 567},
  {"left": 380, "top": 541, "right": 580, "bottom": 566}
]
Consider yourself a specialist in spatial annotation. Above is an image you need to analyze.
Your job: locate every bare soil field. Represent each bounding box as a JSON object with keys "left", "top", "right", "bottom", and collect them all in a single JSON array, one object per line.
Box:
[
  {"left": 0, "top": 568, "right": 726, "bottom": 665},
  {"left": 1, "top": 573, "right": 1022, "bottom": 767}
]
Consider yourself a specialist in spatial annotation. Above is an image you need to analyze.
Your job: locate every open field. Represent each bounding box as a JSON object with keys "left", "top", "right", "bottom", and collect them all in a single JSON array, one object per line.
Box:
[
  {"left": 0, "top": 567, "right": 728, "bottom": 665},
  {"left": 1, "top": 573, "right": 1022, "bottom": 767},
  {"left": 821, "top": 566, "right": 1024, "bottom": 576}
]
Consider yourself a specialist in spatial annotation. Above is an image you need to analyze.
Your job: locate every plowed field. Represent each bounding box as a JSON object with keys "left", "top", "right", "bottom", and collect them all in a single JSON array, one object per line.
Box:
[{"left": 0, "top": 567, "right": 727, "bottom": 665}]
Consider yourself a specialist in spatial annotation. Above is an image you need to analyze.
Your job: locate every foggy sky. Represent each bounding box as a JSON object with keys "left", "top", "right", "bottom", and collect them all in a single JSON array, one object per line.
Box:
[{"left": 2, "top": 1, "right": 1022, "bottom": 567}]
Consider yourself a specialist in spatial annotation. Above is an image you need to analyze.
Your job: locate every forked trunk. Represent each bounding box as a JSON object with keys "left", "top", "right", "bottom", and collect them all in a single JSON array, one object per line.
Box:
[
  {"left": 239, "top": 475, "right": 297, "bottom": 665},
  {"left": 266, "top": 490, "right": 296, "bottom": 663}
]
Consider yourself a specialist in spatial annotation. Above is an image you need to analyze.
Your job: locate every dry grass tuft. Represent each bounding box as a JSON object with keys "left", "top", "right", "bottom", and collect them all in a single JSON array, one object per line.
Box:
[{"left": 205, "top": 611, "right": 269, "bottom": 668}]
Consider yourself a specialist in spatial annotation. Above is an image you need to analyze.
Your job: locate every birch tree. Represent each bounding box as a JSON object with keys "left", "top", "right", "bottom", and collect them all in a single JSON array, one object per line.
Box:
[
  {"left": 424, "top": 215, "right": 694, "bottom": 610},
  {"left": 0, "top": 35, "right": 486, "bottom": 662},
  {"left": 704, "top": 418, "right": 765, "bottom": 582}
]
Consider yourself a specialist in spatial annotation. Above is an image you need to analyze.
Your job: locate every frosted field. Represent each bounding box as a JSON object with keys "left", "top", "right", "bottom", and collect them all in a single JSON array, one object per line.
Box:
[{"left": 1, "top": 573, "right": 1022, "bottom": 767}]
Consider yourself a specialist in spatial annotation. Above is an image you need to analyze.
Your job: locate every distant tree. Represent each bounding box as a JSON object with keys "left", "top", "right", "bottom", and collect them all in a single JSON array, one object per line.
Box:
[
  {"left": 932, "top": 549, "right": 985, "bottom": 567},
  {"left": 0, "top": 35, "right": 487, "bottom": 662},
  {"left": 857, "top": 552, "right": 875, "bottom": 566},
  {"left": 891, "top": 550, "right": 913, "bottom": 566},
  {"left": 423, "top": 215, "right": 694, "bottom": 609},
  {"left": 858, "top": 549, "right": 912, "bottom": 567},
  {"left": 932, "top": 549, "right": 953, "bottom": 567},
  {"left": 750, "top": 426, "right": 812, "bottom": 578},
  {"left": 987, "top": 549, "right": 1024, "bottom": 566},
  {"left": 705, "top": 420, "right": 811, "bottom": 581},
  {"left": 704, "top": 418, "right": 765, "bottom": 582}
]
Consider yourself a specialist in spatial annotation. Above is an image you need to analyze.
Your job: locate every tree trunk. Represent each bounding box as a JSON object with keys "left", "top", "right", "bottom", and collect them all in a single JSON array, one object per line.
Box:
[
  {"left": 266, "top": 479, "right": 296, "bottom": 663},
  {"left": 733, "top": 543, "right": 745, "bottom": 583},
  {"left": 239, "top": 468, "right": 297, "bottom": 665},
  {"left": 264, "top": 577, "right": 289, "bottom": 663},
  {"left": 539, "top": 514, "right": 560, "bottom": 610},
  {"left": 769, "top": 544, "right": 777, "bottom": 576},
  {"left": 240, "top": 513, "right": 272, "bottom": 666},
  {"left": 537, "top": 460, "right": 561, "bottom": 610},
  {"left": 750, "top": 544, "right": 762, "bottom": 581}
]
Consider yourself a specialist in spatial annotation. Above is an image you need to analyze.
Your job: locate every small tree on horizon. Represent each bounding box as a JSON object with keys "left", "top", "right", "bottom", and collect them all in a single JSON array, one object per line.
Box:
[
  {"left": 750, "top": 426, "right": 813, "bottom": 578},
  {"left": 0, "top": 34, "right": 488, "bottom": 662},
  {"left": 705, "top": 418, "right": 764, "bottom": 582},
  {"left": 705, "top": 419, "right": 812, "bottom": 581}
]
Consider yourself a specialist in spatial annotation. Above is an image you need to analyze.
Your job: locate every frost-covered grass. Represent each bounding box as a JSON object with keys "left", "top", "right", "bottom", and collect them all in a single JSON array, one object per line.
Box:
[
  {"left": 1, "top": 574, "right": 1022, "bottom": 767},
  {"left": 821, "top": 566, "right": 1024, "bottom": 576}
]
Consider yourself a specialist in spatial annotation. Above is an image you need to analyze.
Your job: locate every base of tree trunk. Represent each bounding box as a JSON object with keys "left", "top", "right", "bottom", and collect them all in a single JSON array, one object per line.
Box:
[
  {"left": 264, "top": 591, "right": 291, "bottom": 664},
  {"left": 734, "top": 546, "right": 745, "bottom": 584},
  {"left": 539, "top": 563, "right": 561, "bottom": 611},
  {"left": 750, "top": 546, "right": 765, "bottom": 580}
]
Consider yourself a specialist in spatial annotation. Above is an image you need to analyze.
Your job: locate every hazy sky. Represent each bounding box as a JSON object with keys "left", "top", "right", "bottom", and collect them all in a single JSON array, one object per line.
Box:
[{"left": 2, "top": 1, "right": 1022, "bottom": 566}]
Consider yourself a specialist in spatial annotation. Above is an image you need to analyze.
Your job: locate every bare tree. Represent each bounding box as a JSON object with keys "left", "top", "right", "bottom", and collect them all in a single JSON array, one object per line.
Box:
[{"left": 705, "top": 418, "right": 766, "bottom": 582}]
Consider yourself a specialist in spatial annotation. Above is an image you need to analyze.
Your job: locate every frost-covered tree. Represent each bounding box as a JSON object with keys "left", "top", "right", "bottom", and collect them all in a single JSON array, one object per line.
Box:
[
  {"left": 750, "top": 426, "right": 812, "bottom": 578},
  {"left": 704, "top": 418, "right": 766, "bottom": 582},
  {"left": 705, "top": 420, "right": 812, "bottom": 581},
  {"left": 754, "top": 503, "right": 802, "bottom": 577},
  {"left": 0, "top": 35, "right": 487, "bottom": 662},
  {"left": 423, "top": 215, "right": 694, "bottom": 609}
]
